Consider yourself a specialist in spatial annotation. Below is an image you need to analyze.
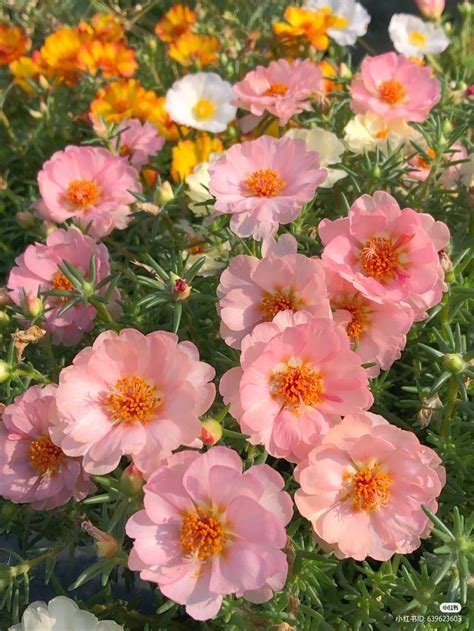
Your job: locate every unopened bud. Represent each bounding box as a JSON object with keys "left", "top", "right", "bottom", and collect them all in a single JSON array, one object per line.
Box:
[
  {"left": 0, "top": 311, "right": 10, "bottom": 327},
  {"left": 16, "top": 211, "right": 35, "bottom": 229},
  {"left": 0, "top": 360, "right": 11, "bottom": 383},
  {"left": 172, "top": 276, "right": 191, "bottom": 301},
  {"left": 156, "top": 181, "right": 174, "bottom": 205},
  {"left": 442, "top": 119, "right": 453, "bottom": 135},
  {"left": 24, "top": 295, "right": 44, "bottom": 318},
  {"left": 442, "top": 353, "right": 465, "bottom": 374},
  {"left": 119, "top": 463, "right": 145, "bottom": 496},
  {"left": 0, "top": 288, "right": 12, "bottom": 307},
  {"left": 416, "top": 0, "right": 445, "bottom": 19},
  {"left": 200, "top": 419, "right": 223, "bottom": 445},
  {"left": 81, "top": 520, "right": 119, "bottom": 558},
  {"left": 339, "top": 62, "right": 352, "bottom": 79}
]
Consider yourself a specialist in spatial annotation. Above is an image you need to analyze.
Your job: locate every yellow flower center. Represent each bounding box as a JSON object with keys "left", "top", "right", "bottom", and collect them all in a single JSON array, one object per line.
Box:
[
  {"left": 359, "top": 236, "right": 400, "bottom": 284},
  {"left": 106, "top": 376, "right": 161, "bottom": 424},
  {"left": 328, "top": 13, "right": 349, "bottom": 30},
  {"left": 64, "top": 179, "right": 100, "bottom": 210},
  {"left": 259, "top": 289, "right": 304, "bottom": 322},
  {"left": 28, "top": 435, "right": 64, "bottom": 476},
  {"left": 179, "top": 507, "right": 227, "bottom": 559},
  {"left": 246, "top": 168, "right": 285, "bottom": 197},
  {"left": 192, "top": 98, "right": 216, "bottom": 121},
  {"left": 263, "top": 83, "right": 288, "bottom": 97},
  {"left": 332, "top": 298, "right": 370, "bottom": 341},
  {"left": 408, "top": 31, "right": 426, "bottom": 48},
  {"left": 270, "top": 363, "right": 323, "bottom": 409},
  {"left": 375, "top": 128, "right": 389, "bottom": 140},
  {"left": 344, "top": 463, "right": 392, "bottom": 511},
  {"left": 50, "top": 271, "right": 75, "bottom": 302},
  {"left": 378, "top": 80, "right": 407, "bottom": 105}
]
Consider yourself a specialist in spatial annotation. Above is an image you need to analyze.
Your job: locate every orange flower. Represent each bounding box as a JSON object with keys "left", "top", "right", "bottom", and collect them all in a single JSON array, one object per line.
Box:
[
  {"left": 9, "top": 54, "right": 44, "bottom": 92},
  {"left": 319, "top": 59, "right": 342, "bottom": 94},
  {"left": 39, "top": 27, "right": 86, "bottom": 84},
  {"left": 0, "top": 23, "right": 30, "bottom": 66},
  {"left": 155, "top": 4, "right": 196, "bottom": 43},
  {"left": 90, "top": 78, "right": 162, "bottom": 124},
  {"left": 78, "top": 40, "right": 137, "bottom": 77},
  {"left": 168, "top": 32, "right": 220, "bottom": 67},
  {"left": 171, "top": 134, "right": 223, "bottom": 181},
  {"left": 273, "top": 6, "right": 345, "bottom": 51},
  {"left": 91, "top": 13, "right": 125, "bottom": 42},
  {"left": 147, "top": 96, "right": 180, "bottom": 141}
]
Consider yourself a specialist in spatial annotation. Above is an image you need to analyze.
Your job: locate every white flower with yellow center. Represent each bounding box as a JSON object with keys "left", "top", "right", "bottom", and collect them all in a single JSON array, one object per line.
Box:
[
  {"left": 344, "top": 112, "right": 420, "bottom": 154},
  {"left": 185, "top": 152, "right": 222, "bottom": 215},
  {"left": 388, "top": 14, "right": 449, "bottom": 58},
  {"left": 165, "top": 72, "right": 236, "bottom": 133},
  {"left": 286, "top": 127, "right": 347, "bottom": 188},
  {"left": 304, "top": 0, "right": 370, "bottom": 46}
]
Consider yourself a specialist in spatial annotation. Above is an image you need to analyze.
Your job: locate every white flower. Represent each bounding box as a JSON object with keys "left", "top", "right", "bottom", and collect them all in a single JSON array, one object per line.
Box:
[
  {"left": 344, "top": 112, "right": 420, "bottom": 154},
  {"left": 10, "top": 596, "right": 123, "bottom": 631},
  {"left": 388, "top": 14, "right": 449, "bottom": 58},
  {"left": 185, "top": 152, "right": 222, "bottom": 215},
  {"left": 165, "top": 72, "right": 236, "bottom": 133},
  {"left": 286, "top": 127, "right": 346, "bottom": 188},
  {"left": 304, "top": 0, "right": 370, "bottom": 46}
]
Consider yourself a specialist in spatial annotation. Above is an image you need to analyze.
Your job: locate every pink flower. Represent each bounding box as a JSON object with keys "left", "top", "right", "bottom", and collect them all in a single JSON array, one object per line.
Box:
[
  {"left": 295, "top": 412, "right": 445, "bottom": 561},
  {"left": 0, "top": 385, "right": 95, "bottom": 510},
  {"left": 319, "top": 191, "right": 450, "bottom": 303},
  {"left": 50, "top": 328, "right": 215, "bottom": 476},
  {"left": 233, "top": 58, "right": 323, "bottom": 126},
  {"left": 208, "top": 136, "right": 327, "bottom": 240},
  {"left": 37, "top": 145, "right": 142, "bottom": 238},
  {"left": 7, "top": 228, "right": 121, "bottom": 346},
  {"left": 324, "top": 265, "right": 414, "bottom": 376},
  {"left": 220, "top": 315, "right": 373, "bottom": 463},
  {"left": 416, "top": 0, "right": 445, "bottom": 20},
  {"left": 440, "top": 141, "right": 469, "bottom": 188},
  {"left": 112, "top": 119, "right": 165, "bottom": 169},
  {"left": 126, "top": 447, "right": 292, "bottom": 620},
  {"left": 217, "top": 234, "right": 330, "bottom": 349},
  {"left": 350, "top": 52, "right": 440, "bottom": 122}
]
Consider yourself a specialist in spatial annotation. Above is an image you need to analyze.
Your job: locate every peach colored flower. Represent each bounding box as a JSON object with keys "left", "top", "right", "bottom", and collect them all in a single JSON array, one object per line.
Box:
[
  {"left": 126, "top": 447, "right": 292, "bottom": 620},
  {"left": 50, "top": 329, "right": 215, "bottom": 476},
  {"left": 221, "top": 315, "right": 373, "bottom": 462},
  {"left": 217, "top": 234, "right": 330, "bottom": 349},
  {"left": 208, "top": 136, "right": 327, "bottom": 240},
  {"left": 295, "top": 412, "right": 445, "bottom": 560},
  {"left": 0, "top": 385, "right": 95, "bottom": 510}
]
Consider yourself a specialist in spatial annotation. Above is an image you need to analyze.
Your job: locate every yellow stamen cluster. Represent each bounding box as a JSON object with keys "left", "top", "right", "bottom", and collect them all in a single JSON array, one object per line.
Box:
[
  {"left": 179, "top": 507, "right": 227, "bottom": 559},
  {"left": 107, "top": 376, "right": 161, "bottom": 424}
]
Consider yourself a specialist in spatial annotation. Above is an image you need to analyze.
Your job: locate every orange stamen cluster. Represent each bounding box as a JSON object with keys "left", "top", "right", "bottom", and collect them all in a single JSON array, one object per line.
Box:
[
  {"left": 50, "top": 271, "right": 75, "bottom": 302},
  {"left": 263, "top": 83, "right": 288, "bottom": 97},
  {"left": 260, "top": 289, "right": 302, "bottom": 322},
  {"left": 332, "top": 297, "right": 370, "bottom": 341},
  {"left": 64, "top": 179, "right": 100, "bottom": 210},
  {"left": 270, "top": 364, "right": 323, "bottom": 409},
  {"left": 246, "top": 168, "right": 285, "bottom": 197},
  {"left": 107, "top": 376, "right": 161, "bottom": 424},
  {"left": 359, "top": 236, "right": 400, "bottom": 283},
  {"left": 344, "top": 463, "right": 392, "bottom": 511},
  {"left": 28, "top": 435, "right": 64, "bottom": 475},
  {"left": 378, "top": 80, "right": 406, "bottom": 105},
  {"left": 179, "top": 507, "right": 227, "bottom": 559}
]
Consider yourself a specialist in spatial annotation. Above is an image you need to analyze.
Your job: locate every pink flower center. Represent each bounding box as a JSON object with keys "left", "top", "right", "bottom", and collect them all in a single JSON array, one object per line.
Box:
[
  {"left": 28, "top": 435, "right": 64, "bottom": 475},
  {"left": 64, "top": 179, "right": 100, "bottom": 210},
  {"left": 343, "top": 463, "right": 392, "bottom": 511},
  {"left": 270, "top": 363, "right": 323, "bottom": 409},
  {"left": 378, "top": 80, "right": 407, "bottom": 105},
  {"left": 179, "top": 507, "right": 227, "bottom": 559},
  {"left": 106, "top": 376, "right": 161, "bottom": 424},
  {"left": 246, "top": 168, "right": 286, "bottom": 197},
  {"left": 50, "top": 271, "right": 75, "bottom": 302},
  {"left": 259, "top": 289, "right": 304, "bottom": 322},
  {"left": 359, "top": 236, "right": 400, "bottom": 284},
  {"left": 263, "top": 83, "right": 288, "bottom": 97}
]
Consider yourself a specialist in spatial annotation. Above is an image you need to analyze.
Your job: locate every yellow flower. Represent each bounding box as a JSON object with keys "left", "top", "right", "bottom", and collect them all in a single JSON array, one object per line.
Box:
[
  {"left": 171, "top": 134, "right": 223, "bottom": 181},
  {"left": 91, "top": 13, "right": 125, "bottom": 42},
  {"left": 147, "top": 96, "right": 180, "bottom": 141},
  {"left": 0, "top": 23, "right": 31, "bottom": 66},
  {"left": 90, "top": 79, "right": 162, "bottom": 124},
  {"left": 319, "top": 59, "right": 342, "bottom": 94},
  {"left": 273, "top": 6, "right": 345, "bottom": 51},
  {"left": 168, "top": 32, "right": 220, "bottom": 67},
  {"left": 155, "top": 4, "right": 196, "bottom": 43},
  {"left": 39, "top": 27, "right": 86, "bottom": 84},
  {"left": 78, "top": 40, "right": 137, "bottom": 77},
  {"left": 9, "top": 54, "right": 42, "bottom": 93}
]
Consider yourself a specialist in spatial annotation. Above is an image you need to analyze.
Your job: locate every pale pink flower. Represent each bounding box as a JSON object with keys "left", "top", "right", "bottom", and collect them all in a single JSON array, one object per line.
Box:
[
  {"left": 440, "top": 141, "right": 469, "bottom": 188},
  {"left": 221, "top": 316, "right": 373, "bottom": 463},
  {"left": 324, "top": 265, "right": 414, "bottom": 376},
  {"left": 112, "top": 119, "right": 165, "bottom": 169},
  {"left": 233, "top": 58, "right": 323, "bottom": 126},
  {"left": 50, "top": 328, "right": 215, "bottom": 476},
  {"left": 319, "top": 191, "right": 450, "bottom": 303},
  {"left": 208, "top": 136, "right": 327, "bottom": 240},
  {"left": 0, "top": 385, "right": 95, "bottom": 510},
  {"left": 217, "top": 234, "right": 330, "bottom": 349},
  {"left": 350, "top": 52, "right": 440, "bottom": 122},
  {"left": 37, "top": 145, "right": 142, "bottom": 238},
  {"left": 416, "top": 0, "right": 445, "bottom": 20},
  {"left": 295, "top": 412, "right": 445, "bottom": 561},
  {"left": 126, "top": 447, "right": 292, "bottom": 620},
  {"left": 7, "top": 228, "right": 121, "bottom": 346}
]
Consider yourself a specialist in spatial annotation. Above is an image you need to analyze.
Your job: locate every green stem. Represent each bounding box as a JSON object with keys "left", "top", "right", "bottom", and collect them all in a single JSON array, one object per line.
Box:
[
  {"left": 221, "top": 428, "right": 249, "bottom": 441},
  {"left": 14, "top": 368, "right": 48, "bottom": 383},
  {"left": 440, "top": 376, "right": 458, "bottom": 442}
]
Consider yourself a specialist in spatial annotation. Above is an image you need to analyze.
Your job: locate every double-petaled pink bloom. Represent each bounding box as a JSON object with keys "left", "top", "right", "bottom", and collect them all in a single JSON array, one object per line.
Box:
[
  {"left": 112, "top": 118, "right": 165, "bottom": 169},
  {"left": 0, "top": 385, "right": 95, "bottom": 510},
  {"left": 50, "top": 328, "right": 215, "bottom": 477},
  {"left": 295, "top": 412, "right": 445, "bottom": 560},
  {"left": 126, "top": 447, "right": 292, "bottom": 620}
]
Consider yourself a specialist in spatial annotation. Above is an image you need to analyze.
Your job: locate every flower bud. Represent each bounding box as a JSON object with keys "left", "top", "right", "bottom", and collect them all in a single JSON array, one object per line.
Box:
[
  {"left": 119, "top": 463, "right": 145, "bottom": 496},
  {"left": 0, "top": 360, "right": 11, "bottom": 383},
  {"left": 0, "top": 287, "right": 13, "bottom": 308},
  {"left": 24, "top": 295, "right": 44, "bottom": 318},
  {"left": 81, "top": 520, "right": 119, "bottom": 558},
  {"left": 16, "top": 211, "right": 36, "bottom": 229},
  {"left": 442, "top": 353, "right": 465, "bottom": 374},
  {"left": 0, "top": 311, "right": 10, "bottom": 327},
  {"left": 156, "top": 180, "right": 174, "bottom": 205},
  {"left": 200, "top": 419, "right": 223, "bottom": 445},
  {"left": 339, "top": 62, "right": 352, "bottom": 79},
  {"left": 172, "top": 276, "right": 191, "bottom": 301},
  {"left": 416, "top": 0, "right": 445, "bottom": 20}
]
